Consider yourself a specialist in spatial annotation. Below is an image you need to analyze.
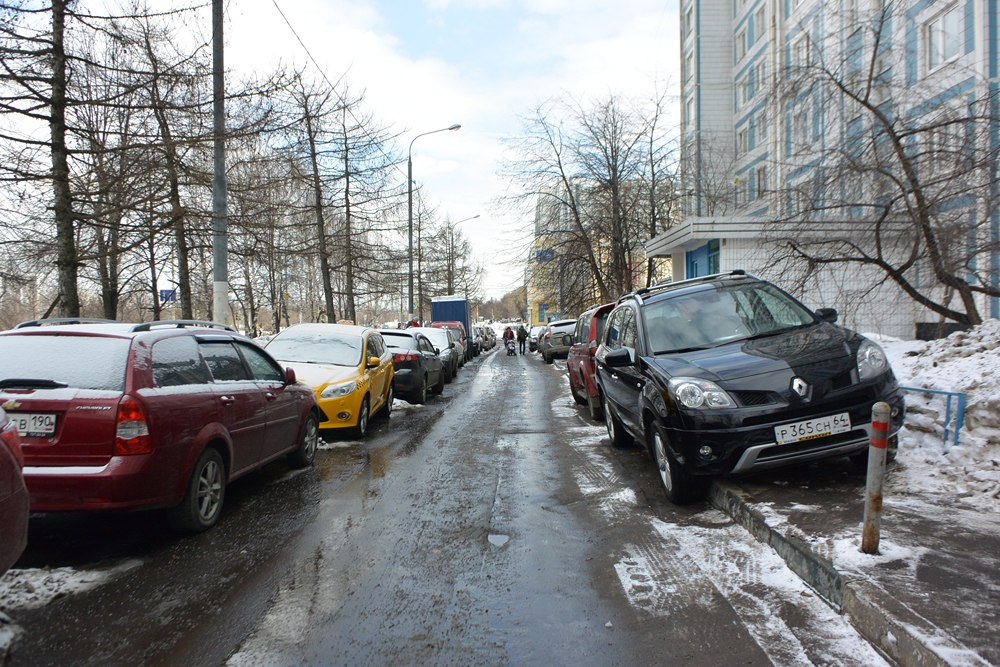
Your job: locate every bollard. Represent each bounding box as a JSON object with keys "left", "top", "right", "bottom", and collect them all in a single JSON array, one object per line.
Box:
[{"left": 862, "top": 401, "right": 892, "bottom": 555}]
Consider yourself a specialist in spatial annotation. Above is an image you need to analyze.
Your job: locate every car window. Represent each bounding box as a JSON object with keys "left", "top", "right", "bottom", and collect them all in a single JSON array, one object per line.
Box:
[
  {"left": 596, "top": 310, "right": 610, "bottom": 343},
  {"left": 238, "top": 343, "right": 284, "bottom": 382},
  {"left": 575, "top": 316, "right": 587, "bottom": 344},
  {"left": 0, "top": 335, "right": 131, "bottom": 391},
  {"left": 200, "top": 342, "right": 251, "bottom": 382},
  {"left": 152, "top": 336, "right": 211, "bottom": 387},
  {"left": 620, "top": 308, "right": 638, "bottom": 358},
  {"left": 419, "top": 337, "right": 435, "bottom": 353}
]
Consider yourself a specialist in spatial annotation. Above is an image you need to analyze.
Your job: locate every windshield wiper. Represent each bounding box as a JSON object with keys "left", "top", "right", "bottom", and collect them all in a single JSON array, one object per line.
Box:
[
  {"left": 653, "top": 346, "right": 713, "bottom": 355},
  {"left": 741, "top": 324, "right": 813, "bottom": 341},
  {"left": 0, "top": 378, "right": 70, "bottom": 389}
]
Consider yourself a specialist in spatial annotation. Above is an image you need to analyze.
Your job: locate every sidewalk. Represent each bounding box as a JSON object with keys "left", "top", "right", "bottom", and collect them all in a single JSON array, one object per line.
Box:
[{"left": 709, "top": 461, "right": 1000, "bottom": 667}]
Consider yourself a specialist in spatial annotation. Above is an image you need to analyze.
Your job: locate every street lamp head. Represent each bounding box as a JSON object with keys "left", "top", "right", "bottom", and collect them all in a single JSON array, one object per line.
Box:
[{"left": 448, "top": 124, "right": 461, "bottom": 131}]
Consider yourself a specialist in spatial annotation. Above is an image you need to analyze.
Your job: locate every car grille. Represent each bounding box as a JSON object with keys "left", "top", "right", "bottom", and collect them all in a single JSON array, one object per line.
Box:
[
  {"left": 829, "top": 371, "right": 853, "bottom": 391},
  {"left": 741, "top": 389, "right": 877, "bottom": 428},
  {"left": 732, "top": 391, "right": 776, "bottom": 407}
]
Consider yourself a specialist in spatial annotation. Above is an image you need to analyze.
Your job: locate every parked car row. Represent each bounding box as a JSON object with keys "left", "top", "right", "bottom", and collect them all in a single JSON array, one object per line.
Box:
[{"left": 551, "top": 271, "right": 906, "bottom": 506}]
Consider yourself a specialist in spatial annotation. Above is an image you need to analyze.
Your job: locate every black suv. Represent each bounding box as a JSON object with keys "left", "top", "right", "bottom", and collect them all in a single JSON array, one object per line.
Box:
[{"left": 595, "top": 271, "right": 905, "bottom": 504}]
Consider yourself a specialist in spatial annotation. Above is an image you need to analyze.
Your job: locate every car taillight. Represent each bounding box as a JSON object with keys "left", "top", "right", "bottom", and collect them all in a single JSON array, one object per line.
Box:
[
  {"left": 1, "top": 423, "right": 23, "bottom": 468},
  {"left": 393, "top": 352, "right": 419, "bottom": 363},
  {"left": 114, "top": 396, "right": 152, "bottom": 455}
]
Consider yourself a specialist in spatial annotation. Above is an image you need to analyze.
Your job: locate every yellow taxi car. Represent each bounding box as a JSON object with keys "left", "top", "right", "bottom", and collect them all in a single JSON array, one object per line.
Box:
[{"left": 264, "top": 323, "right": 394, "bottom": 437}]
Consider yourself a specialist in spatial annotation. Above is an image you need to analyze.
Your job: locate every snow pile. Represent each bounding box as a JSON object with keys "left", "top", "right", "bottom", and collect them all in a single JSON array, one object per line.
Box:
[
  {"left": 0, "top": 559, "right": 141, "bottom": 612},
  {"left": 872, "top": 319, "right": 1000, "bottom": 512}
]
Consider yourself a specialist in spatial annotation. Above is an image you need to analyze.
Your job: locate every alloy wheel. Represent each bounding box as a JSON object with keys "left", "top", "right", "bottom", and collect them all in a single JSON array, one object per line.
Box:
[
  {"left": 196, "top": 459, "right": 224, "bottom": 522},
  {"left": 653, "top": 431, "right": 673, "bottom": 493}
]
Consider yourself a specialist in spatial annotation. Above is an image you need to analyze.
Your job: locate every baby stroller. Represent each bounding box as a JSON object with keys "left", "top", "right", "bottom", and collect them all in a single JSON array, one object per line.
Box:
[{"left": 505, "top": 338, "right": 516, "bottom": 355}]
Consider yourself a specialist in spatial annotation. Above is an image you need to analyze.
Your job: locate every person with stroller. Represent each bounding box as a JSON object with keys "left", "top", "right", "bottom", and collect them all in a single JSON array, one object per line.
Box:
[
  {"left": 516, "top": 325, "right": 528, "bottom": 355},
  {"left": 503, "top": 326, "right": 516, "bottom": 356}
]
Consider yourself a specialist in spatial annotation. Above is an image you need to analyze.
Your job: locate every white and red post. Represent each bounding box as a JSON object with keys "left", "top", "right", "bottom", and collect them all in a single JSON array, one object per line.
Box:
[{"left": 862, "top": 401, "right": 891, "bottom": 555}]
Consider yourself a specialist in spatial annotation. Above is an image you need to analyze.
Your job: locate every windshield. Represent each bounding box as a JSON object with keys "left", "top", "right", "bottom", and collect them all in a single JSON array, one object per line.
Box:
[
  {"left": 643, "top": 283, "right": 817, "bottom": 354},
  {"left": 0, "top": 334, "right": 131, "bottom": 391},
  {"left": 421, "top": 331, "right": 450, "bottom": 348},
  {"left": 381, "top": 333, "right": 417, "bottom": 350},
  {"left": 265, "top": 330, "right": 364, "bottom": 366}
]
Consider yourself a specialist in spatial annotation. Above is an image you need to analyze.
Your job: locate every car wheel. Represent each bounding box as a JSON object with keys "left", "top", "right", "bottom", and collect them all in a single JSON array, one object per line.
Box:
[
  {"left": 352, "top": 397, "right": 370, "bottom": 438},
  {"left": 544, "top": 352, "right": 553, "bottom": 364},
  {"left": 651, "top": 426, "right": 704, "bottom": 504},
  {"left": 432, "top": 370, "right": 445, "bottom": 395},
  {"left": 376, "top": 386, "right": 393, "bottom": 419},
  {"left": 569, "top": 372, "right": 587, "bottom": 406},
  {"left": 444, "top": 366, "right": 453, "bottom": 384},
  {"left": 603, "top": 394, "right": 633, "bottom": 448},
  {"left": 588, "top": 394, "right": 605, "bottom": 422},
  {"left": 288, "top": 412, "right": 319, "bottom": 468},
  {"left": 168, "top": 448, "right": 226, "bottom": 533},
  {"left": 414, "top": 376, "right": 427, "bottom": 404}
]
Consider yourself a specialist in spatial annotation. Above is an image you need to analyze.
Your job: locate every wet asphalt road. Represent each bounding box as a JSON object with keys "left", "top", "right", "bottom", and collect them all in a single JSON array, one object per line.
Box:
[{"left": 5, "top": 346, "right": 882, "bottom": 667}]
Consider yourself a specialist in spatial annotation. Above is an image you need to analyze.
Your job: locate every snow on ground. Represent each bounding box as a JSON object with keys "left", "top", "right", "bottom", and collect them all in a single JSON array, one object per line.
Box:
[
  {"left": 0, "top": 559, "right": 142, "bottom": 612},
  {"left": 870, "top": 319, "right": 1000, "bottom": 513}
]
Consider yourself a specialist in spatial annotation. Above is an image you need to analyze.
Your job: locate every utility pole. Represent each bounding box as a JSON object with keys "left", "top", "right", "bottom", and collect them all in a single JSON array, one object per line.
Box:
[{"left": 211, "top": 0, "right": 230, "bottom": 325}]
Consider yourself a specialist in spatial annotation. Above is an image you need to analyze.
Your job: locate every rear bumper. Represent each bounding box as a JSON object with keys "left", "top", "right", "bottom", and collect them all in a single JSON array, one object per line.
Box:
[
  {"left": 392, "top": 368, "right": 423, "bottom": 397},
  {"left": 0, "top": 484, "right": 28, "bottom": 572},
  {"left": 24, "top": 454, "right": 180, "bottom": 511}
]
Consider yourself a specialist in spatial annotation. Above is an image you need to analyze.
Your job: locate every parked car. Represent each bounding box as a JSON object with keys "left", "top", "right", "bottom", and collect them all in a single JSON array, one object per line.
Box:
[
  {"left": 595, "top": 271, "right": 906, "bottom": 504},
  {"left": 528, "top": 325, "right": 545, "bottom": 352},
  {"left": 411, "top": 327, "right": 461, "bottom": 382},
  {"left": 538, "top": 319, "right": 577, "bottom": 364},
  {"left": 469, "top": 326, "right": 483, "bottom": 357},
  {"left": 0, "top": 319, "right": 320, "bottom": 532},
  {"left": 445, "top": 327, "right": 466, "bottom": 367},
  {"left": 567, "top": 303, "right": 615, "bottom": 421},
  {"left": 265, "top": 323, "right": 394, "bottom": 439},
  {"left": 430, "top": 321, "right": 468, "bottom": 361},
  {"left": 381, "top": 330, "right": 445, "bottom": 404},
  {"left": 0, "top": 407, "right": 28, "bottom": 574}
]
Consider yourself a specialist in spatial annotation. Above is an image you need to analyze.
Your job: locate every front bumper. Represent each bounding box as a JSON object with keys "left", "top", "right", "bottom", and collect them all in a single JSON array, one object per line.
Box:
[{"left": 317, "top": 392, "right": 364, "bottom": 429}]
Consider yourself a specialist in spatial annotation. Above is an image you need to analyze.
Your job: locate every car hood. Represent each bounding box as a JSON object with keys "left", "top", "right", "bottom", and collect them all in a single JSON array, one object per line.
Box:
[
  {"left": 647, "top": 323, "right": 857, "bottom": 382},
  {"left": 278, "top": 361, "right": 360, "bottom": 388}
]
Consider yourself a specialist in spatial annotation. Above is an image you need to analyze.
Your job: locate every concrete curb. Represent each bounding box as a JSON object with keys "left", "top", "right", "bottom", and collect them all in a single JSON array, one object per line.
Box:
[{"left": 708, "top": 480, "right": 992, "bottom": 667}]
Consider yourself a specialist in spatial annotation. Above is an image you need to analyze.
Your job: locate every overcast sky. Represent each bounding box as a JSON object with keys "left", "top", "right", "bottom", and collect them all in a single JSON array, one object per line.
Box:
[{"left": 226, "top": 0, "right": 680, "bottom": 298}]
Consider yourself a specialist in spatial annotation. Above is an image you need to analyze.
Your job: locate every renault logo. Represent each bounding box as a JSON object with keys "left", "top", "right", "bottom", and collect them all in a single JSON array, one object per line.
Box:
[
  {"left": 791, "top": 378, "right": 809, "bottom": 398},
  {"left": 1, "top": 400, "right": 21, "bottom": 411}
]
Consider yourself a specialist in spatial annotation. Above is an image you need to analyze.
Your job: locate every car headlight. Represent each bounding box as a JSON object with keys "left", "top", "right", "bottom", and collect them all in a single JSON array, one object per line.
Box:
[
  {"left": 857, "top": 339, "right": 888, "bottom": 381},
  {"left": 321, "top": 381, "right": 357, "bottom": 399},
  {"left": 667, "top": 377, "right": 734, "bottom": 409}
]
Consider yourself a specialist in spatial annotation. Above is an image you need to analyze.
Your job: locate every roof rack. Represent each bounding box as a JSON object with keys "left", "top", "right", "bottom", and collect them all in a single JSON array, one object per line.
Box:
[
  {"left": 618, "top": 270, "right": 755, "bottom": 305},
  {"left": 129, "top": 320, "right": 236, "bottom": 333},
  {"left": 14, "top": 317, "right": 118, "bottom": 329}
]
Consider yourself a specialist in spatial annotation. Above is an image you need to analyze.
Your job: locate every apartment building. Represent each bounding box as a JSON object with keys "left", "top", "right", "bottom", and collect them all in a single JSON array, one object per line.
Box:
[{"left": 649, "top": 0, "right": 999, "bottom": 338}]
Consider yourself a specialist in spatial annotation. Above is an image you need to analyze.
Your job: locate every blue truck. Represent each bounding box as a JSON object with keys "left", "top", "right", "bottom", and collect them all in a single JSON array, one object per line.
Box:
[{"left": 430, "top": 296, "right": 472, "bottom": 361}]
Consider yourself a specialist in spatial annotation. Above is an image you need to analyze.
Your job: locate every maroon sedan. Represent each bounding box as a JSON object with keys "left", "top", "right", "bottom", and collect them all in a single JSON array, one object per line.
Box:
[
  {"left": 0, "top": 320, "right": 321, "bottom": 532},
  {"left": 567, "top": 303, "right": 615, "bottom": 422},
  {"left": 0, "top": 407, "right": 28, "bottom": 574}
]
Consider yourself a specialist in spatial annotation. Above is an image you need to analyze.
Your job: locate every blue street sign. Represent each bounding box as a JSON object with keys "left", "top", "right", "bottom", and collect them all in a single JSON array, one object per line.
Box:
[{"left": 159, "top": 289, "right": 177, "bottom": 303}]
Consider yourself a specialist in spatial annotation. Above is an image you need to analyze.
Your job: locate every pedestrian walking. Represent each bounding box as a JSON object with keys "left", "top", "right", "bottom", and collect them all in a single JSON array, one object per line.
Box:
[{"left": 516, "top": 325, "right": 528, "bottom": 354}]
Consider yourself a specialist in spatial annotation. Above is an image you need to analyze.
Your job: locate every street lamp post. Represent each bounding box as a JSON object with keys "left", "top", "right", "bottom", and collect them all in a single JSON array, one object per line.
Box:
[{"left": 408, "top": 124, "right": 460, "bottom": 322}]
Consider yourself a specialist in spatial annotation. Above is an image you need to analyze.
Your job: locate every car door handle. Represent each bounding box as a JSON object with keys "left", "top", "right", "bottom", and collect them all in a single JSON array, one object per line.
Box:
[
  {"left": 265, "top": 392, "right": 277, "bottom": 401},
  {"left": 219, "top": 395, "right": 236, "bottom": 406}
]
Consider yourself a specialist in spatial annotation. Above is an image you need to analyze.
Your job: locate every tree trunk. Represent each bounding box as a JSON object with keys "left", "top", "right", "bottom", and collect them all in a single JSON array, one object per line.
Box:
[
  {"left": 304, "top": 107, "right": 336, "bottom": 322},
  {"left": 50, "top": 1, "right": 80, "bottom": 317},
  {"left": 342, "top": 114, "right": 356, "bottom": 322}
]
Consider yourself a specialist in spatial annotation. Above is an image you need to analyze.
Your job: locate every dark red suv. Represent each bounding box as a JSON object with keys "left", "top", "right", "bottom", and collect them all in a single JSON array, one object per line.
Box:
[
  {"left": 567, "top": 303, "right": 615, "bottom": 421},
  {"left": 0, "top": 320, "right": 320, "bottom": 532}
]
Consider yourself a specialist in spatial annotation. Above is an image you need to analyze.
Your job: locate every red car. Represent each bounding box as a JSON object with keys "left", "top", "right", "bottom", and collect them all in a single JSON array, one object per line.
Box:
[
  {"left": 0, "top": 407, "right": 28, "bottom": 574},
  {"left": 567, "top": 303, "right": 615, "bottom": 421},
  {"left": 0, "top": 320, "right": 321, "bottom": 532}
]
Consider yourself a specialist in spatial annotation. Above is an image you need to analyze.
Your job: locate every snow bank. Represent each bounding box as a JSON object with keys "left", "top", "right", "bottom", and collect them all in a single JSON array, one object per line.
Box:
[
  {"left": 871, "top": 320, "right": 1000, "bottom": 512},
  {"left": 0, "top": 559, "right": 142, "bottom": 612}
]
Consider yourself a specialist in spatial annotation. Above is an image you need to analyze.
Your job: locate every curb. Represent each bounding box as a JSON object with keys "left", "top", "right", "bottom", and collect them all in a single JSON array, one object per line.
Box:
[{"left": 708, "top": 480, "right": 992, "bottom": 667}]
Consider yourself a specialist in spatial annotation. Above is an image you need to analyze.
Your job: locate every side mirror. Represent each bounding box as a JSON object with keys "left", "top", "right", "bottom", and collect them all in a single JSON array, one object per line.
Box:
[
  {"left": 367, "top": 356, "right": 381, "bottom": 368},
  {"left": 284, "top": 367, "right": 297, "bottom": 384},
  {"left": 815, "top": 308, "right": 838, "bottom": 324},
  {"left": 605, "top": 347, "right": 634, "bottom": 367},
  {"left": 561, "top": 334, "right": 574, "bottom": 346},
  {"left": 449, "top": 342, "right": 455, "bottom": 349},
  {"left": 434, "top": 347, "right": 440, "bottom": 355}
]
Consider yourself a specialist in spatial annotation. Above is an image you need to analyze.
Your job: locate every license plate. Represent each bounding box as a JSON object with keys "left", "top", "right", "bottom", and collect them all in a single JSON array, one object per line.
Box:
[
  {"left": 774, "top": 412, "right": 851, "bottom": 445},
  {"left": 10, "top": 412, "right": 57, "bottom": 437}
]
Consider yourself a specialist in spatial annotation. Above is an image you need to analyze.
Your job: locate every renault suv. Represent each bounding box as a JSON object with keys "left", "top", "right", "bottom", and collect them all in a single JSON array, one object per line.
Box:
[
  {"left": 0, "top": 320, "right": 320, "bottom": 532},
  {"left": 595, "top": 271, "right": 905, "bottom": 504}
]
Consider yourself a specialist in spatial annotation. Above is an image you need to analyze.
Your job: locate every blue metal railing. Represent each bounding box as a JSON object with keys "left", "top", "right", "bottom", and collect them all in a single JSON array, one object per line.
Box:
[{"left": 899, "top": 386, "right": 967, "bottom": 450}]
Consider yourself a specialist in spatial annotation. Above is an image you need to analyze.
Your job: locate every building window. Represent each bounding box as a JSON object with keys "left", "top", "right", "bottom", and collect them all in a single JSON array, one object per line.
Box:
[
  {"left": 757, "top": 112, "right": 768, "bottom": 142},
  {"left": 737, "top": 76, "right": 750, "bottom": 107},
  {"left": 755, "top": 6, "right": 767, "bottom": 41},
  {"left": 756, "top": 166, "right": 768, "bottom": 196},
  {"left": 684, "top": 7, "right": 694, "bottom": 38},
  {"left": 793, "top": 106, "right": 810, "bottom": 146},
  {"left": 792, "top": 35, "right": 810, "bottom": 68},
  {"left": 927, "top": 5, "right": 961, "bottom": 71},
  {"left": 754, "top": 60, "right": 767, "bottom": 93},
  {"left": 737, "top": 127, "right": 749, "bottom": 155},
  {"left": 684, "top": 51, "right": 695, "bottom": 81},
  {"left": 737, "top": 29, "right": 748, "bottom": 61},
  {"left": 845, "top": 0, "right": 858, "bottom": 24},
  {"left": 707, "top": 240, "right": 720, "bottom": 274},
  {"left": 685, "top": 97, "right": 695, "bottom": 130}
]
